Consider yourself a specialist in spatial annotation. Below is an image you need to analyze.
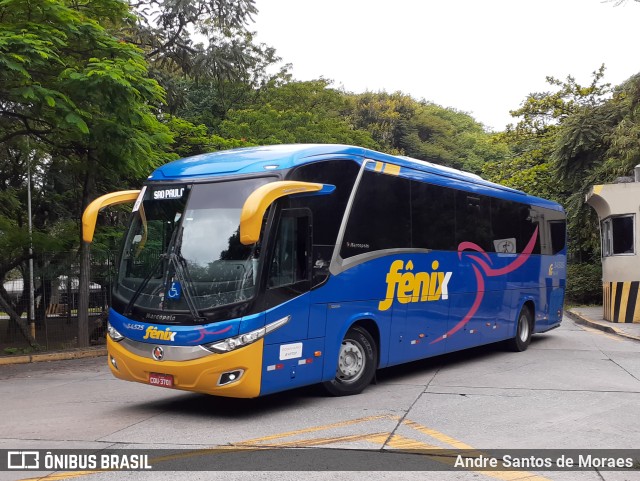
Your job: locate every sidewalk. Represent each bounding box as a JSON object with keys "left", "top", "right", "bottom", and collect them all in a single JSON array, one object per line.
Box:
[
  {"left": 0, "top": 346, "right": 106, "bottom": 366},
  {"left": 566, "top": 306, "right": 640, "bottom": 342}
]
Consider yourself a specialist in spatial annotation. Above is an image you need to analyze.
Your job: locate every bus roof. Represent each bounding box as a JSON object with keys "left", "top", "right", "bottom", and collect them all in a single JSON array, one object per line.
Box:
[{"left": 149, "top": 144, "right": 563, "bottom": 211}]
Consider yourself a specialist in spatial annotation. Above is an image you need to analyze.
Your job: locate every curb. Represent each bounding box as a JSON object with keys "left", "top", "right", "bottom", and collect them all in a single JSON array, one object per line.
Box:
[
  {"left": 0, "top": 347, "right": 106, "bottom": 366},
  {"left": 565, "top": 309, "right": 640, "bottom": 343}
]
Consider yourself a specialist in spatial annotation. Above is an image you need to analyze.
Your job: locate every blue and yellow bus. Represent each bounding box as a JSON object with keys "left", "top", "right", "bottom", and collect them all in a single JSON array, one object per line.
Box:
[{"left": 83, "top": 144, "right": 566, "bottom": 397}]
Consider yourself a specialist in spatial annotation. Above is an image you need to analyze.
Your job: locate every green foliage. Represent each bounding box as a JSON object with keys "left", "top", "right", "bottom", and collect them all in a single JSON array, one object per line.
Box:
[
  {"left": 1, "top": 0, "right": 134, "bottom": 138},
  {"left": 216, "top": 81, "right": 379, "bottom": 147},
  {"left": 347, "top": 91, "right": 506, "bottom": 173},
  {"left": 218, "top": 105, "right": 378, "bottom": 147},
  {"left": 485, "top": 66, "right": 617, "bottom": 262},
  {"left": 565, "top": 263, "right": 603, "bottom": 305},
  {"left": 0, "top": 0, "right": 173, "bottom": 185},
  {"left": 3, "top": 346, "right": 38, "bottom": 355},
  {"left": 164, "top": 115, "right": 252, "bottom": 157},
  {"left": 165, "top": 117, "right": 215, "bottom": 158},
  {"left": 509, "top": 65, "right": 612, "bottom": 134},
  {"left": 0, "top": 0, "right": 174, "bottom": 341}
]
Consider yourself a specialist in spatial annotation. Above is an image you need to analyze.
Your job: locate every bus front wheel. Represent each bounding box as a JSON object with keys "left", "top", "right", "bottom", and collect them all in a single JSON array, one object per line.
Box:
[
  {"left": 506, "top": 306, "right": 533, "bottom": 352},
  {"left": 322, "top": 326, "right": 377, "bottom": 396}
]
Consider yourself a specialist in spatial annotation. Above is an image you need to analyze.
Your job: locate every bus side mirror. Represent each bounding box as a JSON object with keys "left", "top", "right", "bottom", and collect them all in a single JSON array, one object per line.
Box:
[
  {"left": 239, "top": 181, "right": 335, "bottom": 245},
  {"left": 82, "top": 190, "right": 141, "bottom": 243}
]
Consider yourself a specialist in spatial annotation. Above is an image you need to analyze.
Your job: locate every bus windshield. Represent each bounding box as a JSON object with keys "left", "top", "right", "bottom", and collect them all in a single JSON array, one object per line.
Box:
[{"left": 115, "top": 177, "right": 272, "bottom": 317}]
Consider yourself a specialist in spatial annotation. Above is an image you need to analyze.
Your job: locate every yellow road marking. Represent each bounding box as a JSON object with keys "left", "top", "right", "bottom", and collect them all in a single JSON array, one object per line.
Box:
[
  {"left": 370, "top": 433, "right": 552, "bottom": 481},
  {"left": 18, "top": 473, "right": 98, "bottom": 481},
  {"left": 580, "top": 324, "right": 621, "bottom": 342},
  {"left": 403, "top": 419, "right": 476, "bottom": 449},
  {"left": 367, "top": 433, "right": 441, "bottom": 450},
  {"left": 235, "top": 414, "right": 400, "bottom": 445},
  {"left": 252, "top": 432, "right": 389, "bottom": 448},
  {"left": 16, "top": 415, "right": 553, "bottom": 481}
]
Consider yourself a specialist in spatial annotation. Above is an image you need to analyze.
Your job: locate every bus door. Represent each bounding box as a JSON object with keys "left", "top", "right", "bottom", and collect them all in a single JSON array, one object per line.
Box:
[{"left": 260, "top": 208, "right": 324, "bottom": 393}]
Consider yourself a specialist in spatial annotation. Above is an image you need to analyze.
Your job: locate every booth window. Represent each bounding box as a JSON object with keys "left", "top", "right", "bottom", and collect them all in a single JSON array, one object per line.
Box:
[{"left": 602, "top": 215, "right": 635, "bottom": 256}]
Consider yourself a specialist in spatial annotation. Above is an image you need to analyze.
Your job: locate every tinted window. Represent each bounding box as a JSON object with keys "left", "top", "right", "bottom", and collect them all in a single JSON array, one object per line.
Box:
[
  {"left": 288, "top": 160, "right": 360, "bottom": 246},
  {"left": 522, "top": 207, "right": 541, "bottom": 254},
  {"left": 491, "top": 198, "right": 521, "bottom": 253},
  {"left": 491, "top": 199, "right": 541, "bottom": 254},
  {"left": 340, "top": 169, "right": 411, "bottom": 258},
  {"left": 549, "top": 220, "right": 567, "bottom": 255},
  {"left": 268, "top": 213, "right": 309, "bottom": 288},
  {"left": 411, "top": 181, "right": 455, "bottom": 250},
  {"left": 289, "top": 159, "right": 360, "bottom": 284},
  {"left": 455, "top": 191, "right": 492, "bottom": 251},
  {"left": 340, "top": 169, "right": 558, "bottom": 258}
]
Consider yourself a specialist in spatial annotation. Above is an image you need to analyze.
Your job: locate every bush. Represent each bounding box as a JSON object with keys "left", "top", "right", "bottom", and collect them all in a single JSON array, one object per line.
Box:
[{"left": 566, "top": 262, "right": 602, "bottom": 305}]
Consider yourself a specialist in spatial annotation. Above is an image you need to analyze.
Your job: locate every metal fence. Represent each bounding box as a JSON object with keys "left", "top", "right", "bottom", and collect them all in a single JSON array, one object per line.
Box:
[{"left": 1, "top": 251, "right": 116, "bottom": 355}]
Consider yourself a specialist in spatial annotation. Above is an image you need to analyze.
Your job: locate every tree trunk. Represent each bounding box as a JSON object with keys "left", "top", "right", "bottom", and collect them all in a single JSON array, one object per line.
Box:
[
  {"left": 77, "top": 241, "right": 90, "bottom": 347},
  {"left": 0, "top": 290, "right": 38, "bottom": 347},
  {"left": 78, "top": 149, "right": 96, "bottom": 348}
]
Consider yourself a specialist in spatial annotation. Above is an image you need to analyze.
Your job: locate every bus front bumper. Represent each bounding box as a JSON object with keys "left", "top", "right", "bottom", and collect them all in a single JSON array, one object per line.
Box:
[{"left": 107, "top": 337, "right": 263, "bottom": 398}]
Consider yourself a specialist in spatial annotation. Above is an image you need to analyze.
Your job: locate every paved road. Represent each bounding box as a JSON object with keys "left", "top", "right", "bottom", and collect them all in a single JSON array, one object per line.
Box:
[{"left": 1, "top": 315, "right": 639, "bottom": 481}]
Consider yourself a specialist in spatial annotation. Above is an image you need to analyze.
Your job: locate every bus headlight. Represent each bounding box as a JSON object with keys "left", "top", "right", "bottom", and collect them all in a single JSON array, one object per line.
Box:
[
  {"left": 204, "top": 315, "right": 290, "bottom": 353},
  {"left": 107, "top": 322, "right": 125, "bottom": 342}
]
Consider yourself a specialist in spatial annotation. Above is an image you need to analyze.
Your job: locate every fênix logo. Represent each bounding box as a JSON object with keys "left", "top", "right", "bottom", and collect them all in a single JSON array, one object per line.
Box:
[
  {"left": 379, "top": 260, "right": 453, "bottom": 311},
  {"left": 143, "top": 326, "right": 176, "bottom": 341}
]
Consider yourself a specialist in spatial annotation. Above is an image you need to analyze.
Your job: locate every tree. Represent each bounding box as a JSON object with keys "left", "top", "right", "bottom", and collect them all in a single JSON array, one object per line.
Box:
[
  {"left": 348, "top": 91, "right": 506, "bottom": 173},
  {"left": 216, "top": 80, "right": 379, "bottom": 148},
  {"left": 484, "top": 66, "right": 615, "bottom": 261},
  {"left": 0, "top": 0, "right": 173, "bottom": 346},
  {"left": 124, "top": 0, "right": 287, "bottom": 122}
]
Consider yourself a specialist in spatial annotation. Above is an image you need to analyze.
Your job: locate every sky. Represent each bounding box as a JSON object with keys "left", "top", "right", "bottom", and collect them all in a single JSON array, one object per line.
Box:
[{"left": 252, "top": 0, "right": 639, "bottom": 131}]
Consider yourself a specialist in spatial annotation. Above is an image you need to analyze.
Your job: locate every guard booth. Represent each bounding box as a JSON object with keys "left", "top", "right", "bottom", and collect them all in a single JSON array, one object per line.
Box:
[{"left": 586, "top": 170, "right": 640, "bottom": 323}]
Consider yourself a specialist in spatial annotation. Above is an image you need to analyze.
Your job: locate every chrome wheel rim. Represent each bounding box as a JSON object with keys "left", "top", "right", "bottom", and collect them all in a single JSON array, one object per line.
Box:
[
  {"left": 337, "top": 339, "right": 365, "bottom": 383},
  {"left": 518, "top": 314, "right": 530, "bottom": 342}
]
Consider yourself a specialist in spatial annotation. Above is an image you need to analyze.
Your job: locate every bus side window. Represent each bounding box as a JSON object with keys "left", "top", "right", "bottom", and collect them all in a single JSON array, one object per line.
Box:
[
  {"left": 288, "top": 159, "right": 360, "bottom": 287},
  {"left": 340, "top": 169, "right": 411, "bottom": 258},
  {"left": 268, "top": 210, "right": 311, "bottom": 290}
]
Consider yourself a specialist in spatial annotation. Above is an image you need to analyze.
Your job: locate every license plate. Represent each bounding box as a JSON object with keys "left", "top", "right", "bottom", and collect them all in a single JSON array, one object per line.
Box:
[{"left": 149, "top": 372, "right": 173, "bottom": 388}]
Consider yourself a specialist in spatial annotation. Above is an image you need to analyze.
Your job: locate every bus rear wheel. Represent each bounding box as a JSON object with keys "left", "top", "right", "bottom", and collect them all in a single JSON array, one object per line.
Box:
[
  {"left": 322, "top": 326, "right": 377, "bottom": 396},
  {"left": 506, "top": 306, "right": 533, "bottom": 352}
]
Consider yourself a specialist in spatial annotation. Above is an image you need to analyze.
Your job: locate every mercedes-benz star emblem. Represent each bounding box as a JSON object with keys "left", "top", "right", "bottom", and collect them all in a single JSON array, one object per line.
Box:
[{"left": 152, "top": 346, "right": 164, "bottom": 361}]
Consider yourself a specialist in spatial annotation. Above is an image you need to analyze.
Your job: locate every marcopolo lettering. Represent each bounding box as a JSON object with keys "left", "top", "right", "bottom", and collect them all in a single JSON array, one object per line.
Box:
[
  {"left": 143, "top": 326, "right": 177, "bottom": 341},
  {"left": 145, "top": 313, "right": 176, "bottom": 322},
  {"left": 379, "top": 260, "right": 453, "bottom": 311}
]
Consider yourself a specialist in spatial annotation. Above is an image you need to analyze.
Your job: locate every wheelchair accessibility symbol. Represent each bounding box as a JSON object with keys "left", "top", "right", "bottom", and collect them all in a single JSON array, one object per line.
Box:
[{"left": 168, "top": 281, "right": 182, "bottom": 300}]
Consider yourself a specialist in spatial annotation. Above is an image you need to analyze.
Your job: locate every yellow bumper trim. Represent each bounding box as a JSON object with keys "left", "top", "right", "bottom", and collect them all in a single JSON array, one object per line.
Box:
[{"left": 107, "top": 337, "right": 264, "bottom": 398}]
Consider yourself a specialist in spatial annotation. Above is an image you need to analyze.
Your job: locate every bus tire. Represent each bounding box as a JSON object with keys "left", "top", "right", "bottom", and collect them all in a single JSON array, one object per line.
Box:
[
  {"left": 322, "top": 326, "right": 377, "bottom": 396},
  {"left": 507, "top": 306, "right": 533, "bottom": 352}
]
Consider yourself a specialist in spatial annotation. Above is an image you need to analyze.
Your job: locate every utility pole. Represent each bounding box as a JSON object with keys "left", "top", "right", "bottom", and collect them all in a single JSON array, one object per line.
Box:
[{"left": 26, "top": 141, "right": 36, "bottom": 340}]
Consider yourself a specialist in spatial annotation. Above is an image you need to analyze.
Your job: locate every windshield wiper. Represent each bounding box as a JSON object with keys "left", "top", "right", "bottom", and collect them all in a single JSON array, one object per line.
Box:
[
  {"left": 123, "top": 253, "right": 165, "bottom": 318},
  {"left": 168, "top": 226, "right": 206, "bottom": 323}
]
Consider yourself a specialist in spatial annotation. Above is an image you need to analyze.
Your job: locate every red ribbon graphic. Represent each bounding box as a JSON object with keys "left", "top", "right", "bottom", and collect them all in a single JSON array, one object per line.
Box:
[
  {"left": 431, "top": 227, "right": 539, "bottom": 344},
  {"left": 193, "top": 325, "right": 233, "bottom": 343}
]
